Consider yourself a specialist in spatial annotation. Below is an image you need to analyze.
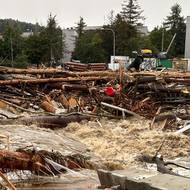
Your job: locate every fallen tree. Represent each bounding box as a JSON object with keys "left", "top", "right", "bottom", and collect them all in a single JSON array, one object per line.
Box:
[
  {"left": 0, "top": 76, "right": 114, "bottom": 86},
  {"left": 0, "top": 67, "right": 116, "bottom": 77},
  {"left": 0, "top": 113, "right": 91, "bottom": 129},
  {"left": 0, "top": 149, "right": 94, "bottom": 176},
  {"left": 21, "top": 113, "right": 91, "bottom": 128}
]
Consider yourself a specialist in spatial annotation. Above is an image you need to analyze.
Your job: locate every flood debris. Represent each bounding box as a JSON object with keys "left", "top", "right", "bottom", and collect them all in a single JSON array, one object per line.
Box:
[
  {"left": 1, "top": 67, "right": 190, "bottom": 187},
  {"left": 0, "top": 149, "right": 95, "bottom": 176},
  {"left": 1, "top": 67, "right": 190, "bottom": 125}
]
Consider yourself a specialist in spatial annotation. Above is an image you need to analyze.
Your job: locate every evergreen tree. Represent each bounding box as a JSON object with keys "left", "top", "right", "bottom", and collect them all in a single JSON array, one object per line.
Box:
[
  {"left": 26, "top": 14, "right": 63, "bottom": 67},
  {"left": 107, "top": 10, "right": 115, "bottom": 26},
  {"left": 76, "top": 17, "right": 86, "bottom": 38},
  {"left": 2, "top": 24, "right": 24, "bottom": 62},
  {"left": 25, "top": 34, "right": 45, "bottom": 67},
  {"left": 40, "top": 14, "right": 63, "bottom": 65},
  {"left": 0, "top": 19, "right": 42, "bottom": 33},
  {"left": 164, "top": 4, "right": 186, "bottom": 57},
  {"left": 73, "top": 17, "right": 106, "bottom": 63},
  {"left": 121, "top": 0, "right": 144, "bottom": 26},
  {"left": 149, "top": 26, "right": 172, "bottom": 53},
  {"left": 112, "top": 14, "right": 137, "bottom": 56},
  {"left": 74, "top": 31, "right": 106, "bottom": 63}
]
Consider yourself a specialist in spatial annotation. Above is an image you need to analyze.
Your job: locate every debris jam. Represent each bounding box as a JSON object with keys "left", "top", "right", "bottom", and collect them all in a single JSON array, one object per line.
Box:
[{"left": 1, "top": 67, "right": 190, "bottom": 188}]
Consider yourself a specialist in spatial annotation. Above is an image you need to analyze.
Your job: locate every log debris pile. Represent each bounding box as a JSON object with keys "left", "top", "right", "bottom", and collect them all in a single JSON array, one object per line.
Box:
[
  {"left": 64, "top": 62, "right": 107, "bottom": 71},
  {"left": 1, "top": 67, "right": 190, "bottom": 130},
  {"left": 1, "top": 66, "right": 190, "bottom": 187},
  {"left": 0, "top": 67, "right": 116, "bottom": 119},
  {"left": 0, "top": 149, "right": 95, "bottom": 175}
]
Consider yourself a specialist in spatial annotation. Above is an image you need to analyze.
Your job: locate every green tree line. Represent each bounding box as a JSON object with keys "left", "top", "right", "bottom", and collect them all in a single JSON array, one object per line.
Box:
[
  {"left": 0, "top": 14, "right": 63, "bottom": 68},
  {"left": 73, "top": 1, "right": 186, "bottom": 63},
  {"left": 0, "top": 1, "right": 186, "bottom": 67}
]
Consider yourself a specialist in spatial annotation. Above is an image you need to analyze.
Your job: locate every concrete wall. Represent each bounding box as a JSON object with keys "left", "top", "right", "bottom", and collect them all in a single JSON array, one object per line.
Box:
[
  {"left": 185, "top": 16, "right": 190, "bottom": 58},
  {"left": 63, "top": 28, "right": 77, "bottom": 62}
]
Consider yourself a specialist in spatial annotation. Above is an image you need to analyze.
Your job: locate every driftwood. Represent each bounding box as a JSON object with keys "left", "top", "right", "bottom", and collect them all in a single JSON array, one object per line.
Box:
[
  {"left": 101, "top": 102, "right": 141, "bottom": 118},
  {"left": 20, "top": 113, "right": 91, "bottom": 128},
  {"left": 0, "top": 67, "right": 72, "bottom": 75},
  {"left": 0, "top": 113, "right": 91, "bottom": 128},
  {"left": 129, "top": 71, "right": 190, "bottom": 79},
  {"left": 0, "top": 76, "right": 114, "bottom": 86},
  {"left": 135, "top": 76, "right": 157, "bottom": 83},
  {"left": 165, "top": 78, "right": 190, "bottom": 84},
  {"left": 154, "top": 114, "right": 176, "bottom": 122},
  {"left": 0, "top": 67, "right": 115, "bottom": 77},
  {"left": 138, "top": 154, "right": 190, "bottom": 178},
  {"left": 0, "top": 170, "right": 17, "bottom": 190},
  {"left": 62, "top": 84, "right": 89, "bottom": 91},
  {"left": 137, "top": 84, "right": 183, "bottom": 93},
  {"left": 0, "top": 150, "right": 48, "bottom": 174},
  {"left": 0, "top": 149, "right": 94, "bottom": 176}
]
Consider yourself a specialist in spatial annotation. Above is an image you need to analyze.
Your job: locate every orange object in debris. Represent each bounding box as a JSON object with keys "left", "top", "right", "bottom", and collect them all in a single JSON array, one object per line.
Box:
[
  {"left": 41, "top": 101, "right": 56, "bottom": 113},
  {"left": 104, "top": 87, "right": 116, "bottom": 96}
]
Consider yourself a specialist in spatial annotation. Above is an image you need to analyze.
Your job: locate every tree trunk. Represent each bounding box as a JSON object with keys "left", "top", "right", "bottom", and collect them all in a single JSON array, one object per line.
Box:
[{"left": 0, "top": 76, "right": 113, "bottom": 86}]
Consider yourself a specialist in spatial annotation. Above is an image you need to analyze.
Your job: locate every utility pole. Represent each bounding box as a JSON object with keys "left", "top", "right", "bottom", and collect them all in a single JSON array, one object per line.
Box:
[
  {"left": 10, "top": 33, "right": 14, "bottom": 67},
  {"left": 161, "top": 27, "right": 164, "bottom": 52},
  {"left": 101, "top": 28, "right": 116, "bottom": 68},
  {"left": 50, "top": 46, "right": 53, "bottom": 67}
]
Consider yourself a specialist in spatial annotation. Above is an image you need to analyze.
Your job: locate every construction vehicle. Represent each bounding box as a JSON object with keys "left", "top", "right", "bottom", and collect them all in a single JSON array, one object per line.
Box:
[{"left": 139, "top": 33, "right": 176, "bottom": 70}]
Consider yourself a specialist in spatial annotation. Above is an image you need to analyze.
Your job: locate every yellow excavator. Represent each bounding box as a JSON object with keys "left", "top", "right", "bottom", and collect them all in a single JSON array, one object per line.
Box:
[{"left": 140, "top": 49, "right": 153, "bottom": 58}]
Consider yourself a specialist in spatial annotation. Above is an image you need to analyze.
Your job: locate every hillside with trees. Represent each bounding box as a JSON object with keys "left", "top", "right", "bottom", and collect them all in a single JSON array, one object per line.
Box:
[
  {"left": 0, "top": 19, "right": 41, "bottom": 33},
  {"left": 0, "top": 15, "right": 63, "bottom": 68}
]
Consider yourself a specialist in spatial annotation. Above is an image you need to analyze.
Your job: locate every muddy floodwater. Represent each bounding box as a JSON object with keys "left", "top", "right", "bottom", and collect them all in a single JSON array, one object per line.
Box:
[
  {"left": 64, "top": 118, "right": 190, "bottom": 169},
  {"left": 1, "top": 118, "right": 190, "bottom": 189}
]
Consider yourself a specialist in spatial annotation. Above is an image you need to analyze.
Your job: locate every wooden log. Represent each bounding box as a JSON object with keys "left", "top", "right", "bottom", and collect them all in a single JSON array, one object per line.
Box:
[
  {"left": 41, "top": 101, "right": 55, "bottom": 113},
  {"left": 0, "top": 76, "right": 114, "bottom": 86},
  {"left": 135, "top": 76, "right": 157, "bottom": 83},
  {"left": 62, "top": 84, "right": 89, "bottom": 91},
  {"left": 0, "top": 67, "right": 74, "bottom": 76},
  {"left": 20, "top": 114, "right": 91, "bottom": 128},
  {"left": 101, "top": 102, "right": 141, "bottom": 118},
  {"left": 165, "top": 78, "right": 190, "bottom": 84},
  {"left": 58, "top": 94, "right": 69, "bottom": 109},
  {"left": 0, "top": 67, "right": 116, "bottom": 77},
  {"left": 0, "top": 149, "right": 93, "bottom": 176},
  {"left": 129, "top": 71, "right": 190, "bottom": 79},
  {"left": 137, "top": 84, "right": 183, "bottom": 93},
  {"left": 154, "top": 114, "right": 176, "bottom": 122},
  {"left": 0, "top": 150, "right": 46, "bottom": 173}
]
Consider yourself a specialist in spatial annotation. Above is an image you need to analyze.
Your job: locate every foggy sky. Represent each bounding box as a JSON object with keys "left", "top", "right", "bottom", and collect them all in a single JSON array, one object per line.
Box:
[{"left": 0, "top": 0, "right": 189, "bottom": 30}]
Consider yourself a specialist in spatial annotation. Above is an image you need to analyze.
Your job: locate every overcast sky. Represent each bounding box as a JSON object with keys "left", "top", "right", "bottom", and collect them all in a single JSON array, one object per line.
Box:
[{"left": 0, "top": 0, "right": 189, "bottom": 30}]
